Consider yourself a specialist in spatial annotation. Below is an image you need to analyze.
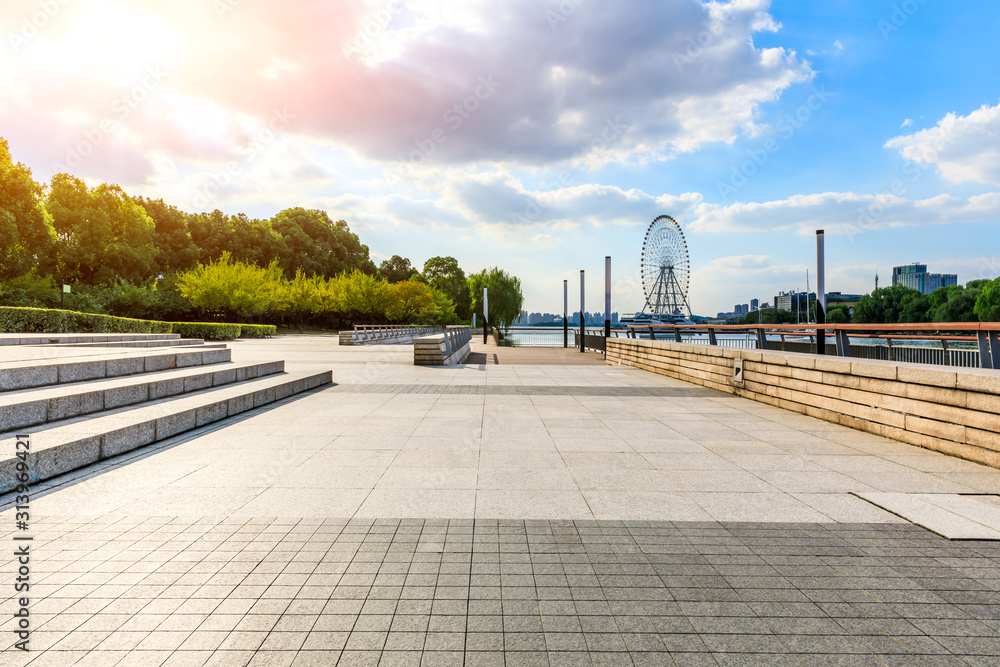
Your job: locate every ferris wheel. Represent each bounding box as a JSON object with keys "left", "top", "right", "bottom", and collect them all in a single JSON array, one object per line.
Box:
[{"left": 640, "top": 215, "right": 692, "bottom": 317}]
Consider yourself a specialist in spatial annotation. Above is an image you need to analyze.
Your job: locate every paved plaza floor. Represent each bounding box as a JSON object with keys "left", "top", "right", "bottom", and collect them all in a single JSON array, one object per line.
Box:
[{"left": 2, "top": 336, "right": 1000, "bottom": 665}]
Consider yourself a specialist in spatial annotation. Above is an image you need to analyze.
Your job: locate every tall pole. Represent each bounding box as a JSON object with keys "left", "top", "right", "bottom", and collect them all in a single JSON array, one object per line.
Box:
[
  {"left": 563, "top": 280, "right": 568, "bottom": 349},
  {"left": 604, "top": 256, "right": 611, "bottom": 350},
  {"left": 579, "top": 270, "right": 585, "bottom": 353},
  {"left": 483, "top": 287, "right": 488, "bottom": 345},
  {"left": 816, "top": 229, "right": 826, "bottom": 355},
  {"left": 806, "top": 270, "right": 811, "bottom": 323}
]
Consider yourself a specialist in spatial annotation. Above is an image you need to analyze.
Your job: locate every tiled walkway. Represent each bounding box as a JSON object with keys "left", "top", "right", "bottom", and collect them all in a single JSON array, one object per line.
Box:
[{"left": 2, "top": 336, "right": 999, "bottom": 665}]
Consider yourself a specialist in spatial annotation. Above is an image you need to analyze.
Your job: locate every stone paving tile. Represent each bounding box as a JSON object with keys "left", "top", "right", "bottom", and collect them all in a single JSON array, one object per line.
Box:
[{"left": 2, "top": 518, "right": 999, "bottom": 664}]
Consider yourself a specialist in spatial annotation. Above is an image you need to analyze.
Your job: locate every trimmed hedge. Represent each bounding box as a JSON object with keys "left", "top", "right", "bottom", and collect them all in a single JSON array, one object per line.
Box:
[
  {"left": 239, "top": 324, "right": 276, "bottom": 338},
  {"left": 170, "top": 322, "right": 241, "bottom": 340},
  {"left": 0, "top": 306, "right": 273, "bottom": 340},
  {"left": 0, "top": 307, "right": 171, "bottom": 334}
]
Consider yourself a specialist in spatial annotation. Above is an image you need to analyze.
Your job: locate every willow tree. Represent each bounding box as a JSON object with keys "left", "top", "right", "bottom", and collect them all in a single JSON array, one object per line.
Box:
[{"left": 468, "top": 267, "right": 524, "bottom": 333}]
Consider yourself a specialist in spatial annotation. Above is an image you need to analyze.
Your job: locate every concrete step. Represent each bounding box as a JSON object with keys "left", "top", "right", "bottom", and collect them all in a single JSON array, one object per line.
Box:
[
  {"left": 43, "top": 338, "right": 207, "bottom": 349},
  {"left": 0, "top": 370, "right": 332, "bottom": 493},
  {"left": 0, "top": 333, "right": 181, "bottom": 346},
  {"left": 0, "top": 347, "right": 233, "bottom": 393},
  {"left": 0, "top": 360, "right": 284, "bottom": 432}
]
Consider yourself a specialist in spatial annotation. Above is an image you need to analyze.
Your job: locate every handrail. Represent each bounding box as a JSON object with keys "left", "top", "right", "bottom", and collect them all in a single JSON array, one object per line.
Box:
[
  {"left": 625, "top": 322, "right": 1000, "bottom": 332},
  {"left": 618, "top": 321, "right": 1000, "bottom": 370}
]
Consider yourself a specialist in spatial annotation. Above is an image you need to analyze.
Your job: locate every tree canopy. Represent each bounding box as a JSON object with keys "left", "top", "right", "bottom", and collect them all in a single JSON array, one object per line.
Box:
[
  {"left": 46, "top": 174, "right": 157, "bottom": 285},
  {"left": 468, "top": 267, "right": 524, "bottom": 332},
  {"left": 379, "top": 255, "right": 419, "bottom": 283},
  {"left": 975, "top": 278, "right": 1000, "bottom": 322},
  {"left": 423, "top": 255, "right": 471, "bottom": 320},
  {"left": 0, "top": 138, "right": 55, "bottom": 279}
]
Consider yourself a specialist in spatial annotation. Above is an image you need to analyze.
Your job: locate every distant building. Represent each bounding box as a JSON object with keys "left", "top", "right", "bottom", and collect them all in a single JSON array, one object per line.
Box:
[
  {"left": 750, "top": 299, "right": 759, "bottom": 312},
  {"left": 774, "top": 291, "right": 816, "bottom": 313},
  {"left": 892, "top": 263, "right": 958, "bottom": 295}
]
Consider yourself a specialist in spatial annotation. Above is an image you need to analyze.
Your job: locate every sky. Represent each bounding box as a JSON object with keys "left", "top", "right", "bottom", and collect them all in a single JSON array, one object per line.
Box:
[{"left": 2, "top": 0, "right": 1000, "bottom": 317}]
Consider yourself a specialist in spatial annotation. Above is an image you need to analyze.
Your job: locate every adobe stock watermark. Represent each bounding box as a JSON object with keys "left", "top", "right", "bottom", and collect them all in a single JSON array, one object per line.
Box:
[
  {"left": 846, "top": 122, "right": 954, "bottom": 244},
  {"left": 716, "top": 84, "right": 832, "bottom": 202},
  {"left": 510, "top": 115, "right": 629, "bottom": 225},
  {"left": 546, "top": 0, "right": 586, "bottom": 30},
  {"left": 975, "top": 257, "right": 1000, "bottom": 282},
  {"left": 878, "top": 0, "right": 930, "bottom": 40},
  {"left": 341, "top": 1, "right": 403, "bottom": 58},
  {"left": 213, "top": 0, "right": 243, "bottom": 20},
  {"left": 52, "top": 64, "right": 168, "bottom": 173},
  {"left": 190, "top": 107, "right": 295, "bottom": 210},
  {"left": 673, "top": 11, "right": 731, "bottom": 71},
  {"left": 7, "top": 0, "right": 70, "bottom": 53},
  {"left": 385, "top": 75, "right": 501, "bottom": 187}
]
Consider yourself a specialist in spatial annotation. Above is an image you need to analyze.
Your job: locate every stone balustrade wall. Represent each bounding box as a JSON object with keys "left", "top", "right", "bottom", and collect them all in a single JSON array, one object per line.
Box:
[
  {"left": 414, "top": 326, "right": 472, "bottom": 366},
  {"left": 607, "top": 338, "right": 1000, "bottom": 469}
]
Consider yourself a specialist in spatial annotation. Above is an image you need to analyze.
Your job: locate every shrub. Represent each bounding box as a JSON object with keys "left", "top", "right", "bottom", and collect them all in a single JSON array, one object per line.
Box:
[
  {"left": 0, "top": 306, "right": 168, "bottom": 333},
  {"left": 239, "top": 324, "right": 276, "bottom": 338},
  {"left": 170, "top": 322, "right": 241, "bottom": 340}
]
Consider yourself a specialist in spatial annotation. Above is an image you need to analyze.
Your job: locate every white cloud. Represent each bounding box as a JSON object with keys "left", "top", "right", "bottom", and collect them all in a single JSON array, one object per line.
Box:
[
  {"left": 0, "top": 0, "right": 814, "bottom": 179},
  {"left": 685, "top": 191, "right": 1000, "bottom": 236},
  {"left": 901, "top": 118, "right": 913, "bottom": 127},
  {"left": 886, "top": 101, "right": 1000, "bottom": 187},
  {"left": 833, "top": 40, "right": 844, "bottom": 51}
]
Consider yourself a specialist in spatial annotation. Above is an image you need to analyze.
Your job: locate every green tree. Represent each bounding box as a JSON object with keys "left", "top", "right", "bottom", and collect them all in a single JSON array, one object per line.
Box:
[
  {"left": 468, "top": 267, "right": 524, "bottom": 332},
  {"left": 272, "top": 207, "right": 374, "bottom": 278},
  {"left": 0, "top": 271, "right": 57, "bottom": 308},
  {"left": 898, "top": 292, "right": 931, "bottom": 323},
  {"left": 379, "top": 255, "right": 418, "bottom": 284},
  {"left": 176, "top": 252, "right": 284, "bottom": 321},
  {"left": 46, "top": 174, "right": 158, "bottom": 284},
  {"left": 826, "top": 304, "right": 850, "bottom": 324},
  {"left": 423, "top": 256, "right": 471, "bottom": 320},
  {"left": 427, "top": 287, "right": 460, "bottom": 325},
  {"left": 280, "top": 269, "right": 326, "bottom": 332},
  {"left": 336, "top": 269, "right": 392, "bottom": 323},
  {"left": 974, "top": 277, "right": 1000, "bottom": 322},
  {"left": 928, "top": 283, "right": 982, "bottom": 322},
  {"left": 853, "top": 285, "right": 923, "bottom": 324},
  {"left": 387, "top": 279, "right": 435, "bottom": 321},
  {"left": 135, "top": 197, "right": 199, "bottom": 273},
  {"left": 0, "top": 138, "right": 56, "bottom": 279},
  {"left": 188, "top": 210, "right": 287, "bottom": 268}
]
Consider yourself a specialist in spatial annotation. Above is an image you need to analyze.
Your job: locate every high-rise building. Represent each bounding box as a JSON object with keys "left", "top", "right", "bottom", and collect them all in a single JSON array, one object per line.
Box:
[
  {"left": 892, "top": 263, "right": 958, "bottom": 295},
  {"left": 774, "top": 291, "right": 815, "bottom": 313},
  {"left": 750, "top": 299, "right": 759, "bottom": 312}
]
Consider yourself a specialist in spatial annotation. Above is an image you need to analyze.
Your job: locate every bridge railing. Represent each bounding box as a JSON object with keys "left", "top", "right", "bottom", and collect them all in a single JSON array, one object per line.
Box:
[
  {"left": 339, "top": 324, "right": 443, "bottom": 346},
  {"left": 623, "top": 322, "right": 1000, "bottom": 370}
]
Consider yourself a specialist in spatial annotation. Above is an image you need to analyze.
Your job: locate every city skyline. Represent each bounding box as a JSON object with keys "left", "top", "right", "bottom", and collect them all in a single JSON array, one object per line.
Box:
[{"left": 2, "top": 1, "right": 999, "bottom": 315}]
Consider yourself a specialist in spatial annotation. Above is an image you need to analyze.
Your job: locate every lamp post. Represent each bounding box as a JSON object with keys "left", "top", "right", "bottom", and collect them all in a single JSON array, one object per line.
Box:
[
  {"left": 816, "top": 229, "right": 826, "bottom": 355},
  {"left": 604, "top": 256, "right": 611, "bottom": 350},
  {"left": 483, "top": 287, "right": 488, "bottom": 345},
  {"left": 579, "top": 270, "right": 585, "bottom": 353},
  {"left": 563, "top": 280, "right": 568, "bottom": 349}
]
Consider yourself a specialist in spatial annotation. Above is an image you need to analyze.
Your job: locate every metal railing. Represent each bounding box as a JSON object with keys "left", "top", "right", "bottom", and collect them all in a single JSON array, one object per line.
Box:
[
  {"left": 413, "top": 326, "right": 472, "bottom": 365},
  {"left": 442, "top": 325, "right": 472, "bottom": 358},
  {"left": 346, "top": 324, "right": 442, "bottom": 345},
  {"left": 622, "top": 322, "right": 1000, "bottom": 370}
]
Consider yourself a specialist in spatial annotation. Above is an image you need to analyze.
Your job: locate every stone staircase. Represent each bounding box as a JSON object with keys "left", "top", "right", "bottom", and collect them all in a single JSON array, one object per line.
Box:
[{"left": 0, "top": 339, "right": 331, "bottom": 493}]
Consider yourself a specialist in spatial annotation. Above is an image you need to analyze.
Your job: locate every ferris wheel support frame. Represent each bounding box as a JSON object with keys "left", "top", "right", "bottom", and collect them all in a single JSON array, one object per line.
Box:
[{"left": 640, "top": 214, "right": 692, "bottom": 318}]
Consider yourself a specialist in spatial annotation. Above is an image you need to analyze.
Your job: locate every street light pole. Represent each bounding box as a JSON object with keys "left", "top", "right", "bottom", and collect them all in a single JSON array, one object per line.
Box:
[
  {"left": 604, "top": 256, "right": 611, "bottom": 351},
  {"left": 579, "top": 270, "right": 585, "bottom": 353},
  {"left": 563, "top": 280, "right": 568, "bottom": 349},
  {"left": 483, "top": 287, "right": 488, "bottom": 345},
  {"left": 816, "top": 229, "right": 826, "bottom": 355}
]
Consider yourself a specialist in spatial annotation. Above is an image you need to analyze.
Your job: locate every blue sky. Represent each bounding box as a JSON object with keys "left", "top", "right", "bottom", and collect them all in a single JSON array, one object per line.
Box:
[{"left": 2, "top": 0, "right": 999, "bottom": 316}]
